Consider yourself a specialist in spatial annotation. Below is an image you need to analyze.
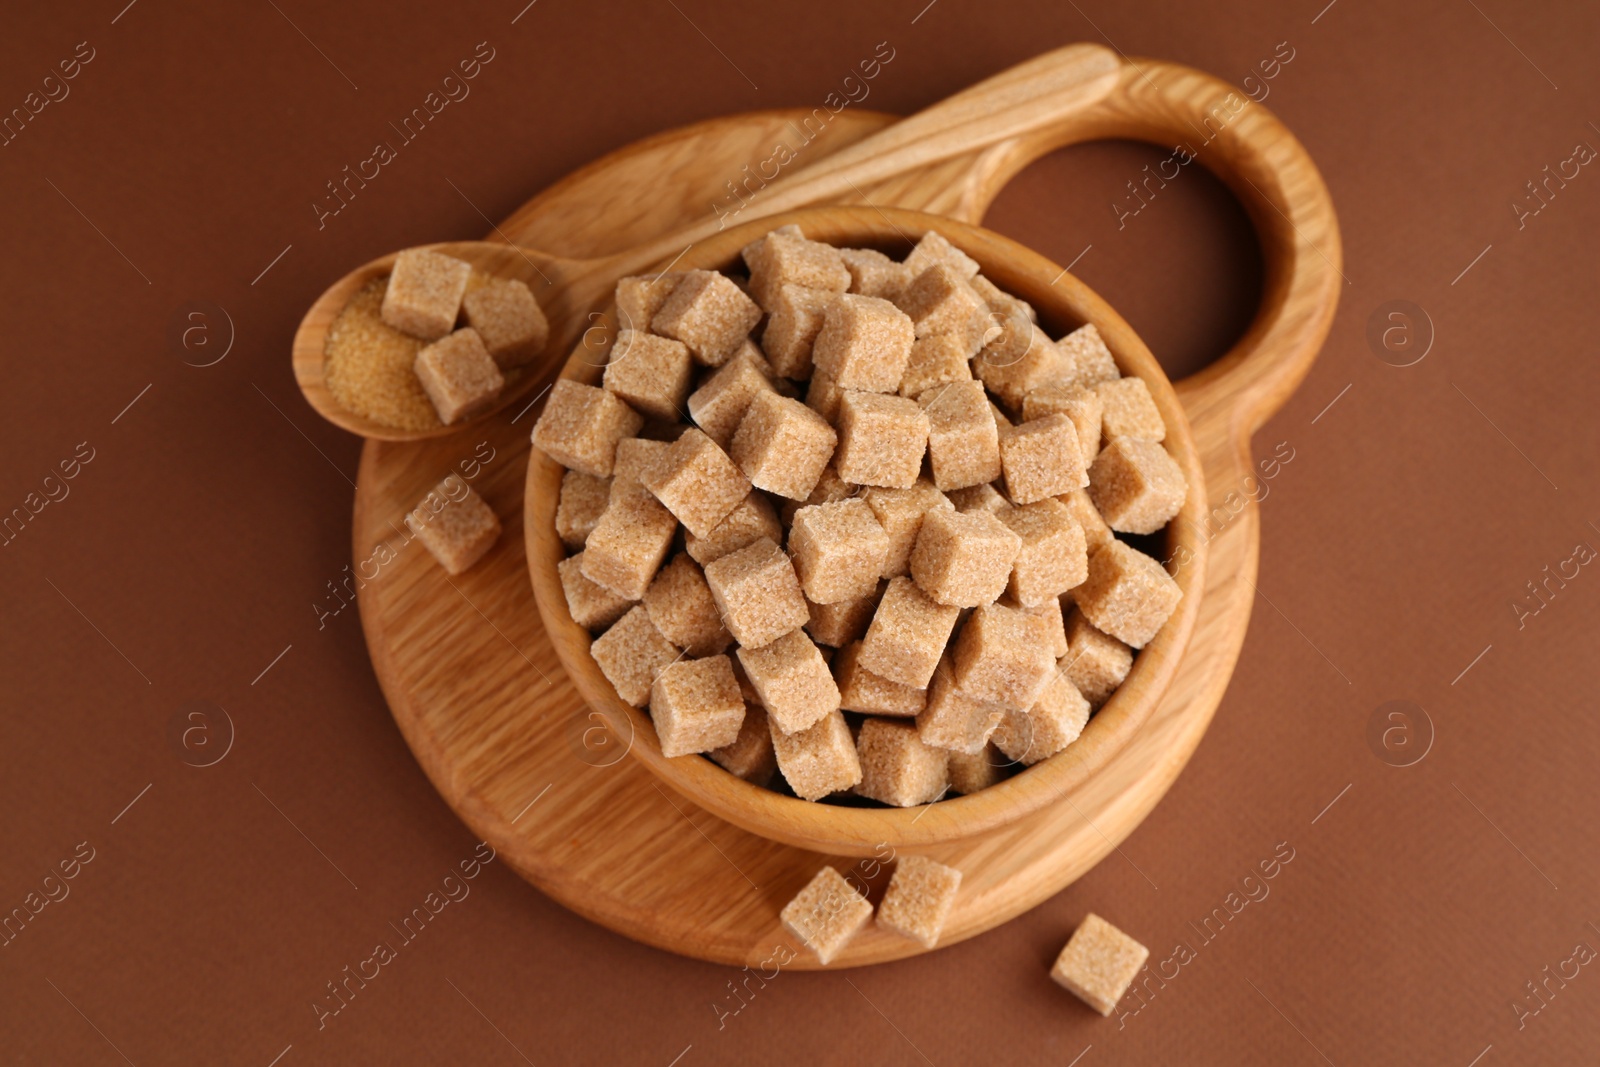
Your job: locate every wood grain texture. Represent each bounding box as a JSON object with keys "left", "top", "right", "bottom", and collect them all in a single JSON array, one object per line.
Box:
[{"left": 349, "top": 50, "right": 1340, "bottom": 967}]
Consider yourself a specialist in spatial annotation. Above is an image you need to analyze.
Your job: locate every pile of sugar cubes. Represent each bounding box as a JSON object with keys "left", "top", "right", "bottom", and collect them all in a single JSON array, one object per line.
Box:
[
  {"left": 377, "top": 248, "right": 550, "bottom": 424},
  {"left": 532, "top": 224, "right": 1187, "bottom": 805}
]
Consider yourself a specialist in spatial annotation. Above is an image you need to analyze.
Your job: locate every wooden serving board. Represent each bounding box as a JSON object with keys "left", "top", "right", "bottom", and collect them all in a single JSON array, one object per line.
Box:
[{"left": 353, "top": 55, "right": 1339, "bottom": 967}]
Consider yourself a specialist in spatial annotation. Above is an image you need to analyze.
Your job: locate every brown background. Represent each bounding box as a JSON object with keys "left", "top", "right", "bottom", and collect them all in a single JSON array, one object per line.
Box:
[{"left": 3, "top": 0, "right": 1598, "bottom": 1063}]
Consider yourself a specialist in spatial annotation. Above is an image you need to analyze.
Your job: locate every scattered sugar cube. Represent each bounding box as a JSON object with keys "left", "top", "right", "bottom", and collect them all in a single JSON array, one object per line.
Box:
[
  {"left": 805, "top": 588, "right": 881, "bottom": 648},
  {"left": 900, "top": 333, "right": 973, "bottom": 399},
  {"left": 609, "top": 438, "right": 672, "bottom": 504},
  {"left": 710, "top": 703, "right": 777, "bottom": 786},
  {"left": 531, "top": 379, "right": 645, "bottom": 477},
  {"left": 834, "top": 391, "right": 929, "bottom": 489},
  {"left": 555, "top": 470, "right": 610, "bottom": 550},
  {"left": 896, "top": 262, "right": 986, "bottom": 339},
  {"left": 804, "top": 370, "right": 848, "bottom": 423},
  {"left": 581, "top": 486, "right": 677, "bottom": 600},
  {"left": 1089, "top": 436, "right": 1187, "bottom": 535},
  {"left": 650, "top": 655, "right": 746, "bottom": 758},
  {"left": 839, "top": 246, "right": 911, "bottom": 300},
  {"left": 1061, "top": 488, "right": 1115, "bottom": 555},
  {"left": 974, "top": 324, "right": 1065, "bottom": 410},
  {"left": 835, "top": 641, "right": 927, "bottom": 717},
  {"left": 1000, "top": 414, "right": 1088, "bottom": 504},
  {"left": 877, "top": 855, "right": 962, "bottom": 948},
  {"left": 779, "top": 865, "right": 873, "bottom": 964},
  {"left": 746, "top": 230, "right": 851, "bottom": 310},
  {"left": 771, "top": 707, "right": 862, "bottom": 801},
  {"left": 602, "top": 330, "right": 692, "bottom": 421},
  {"left": 811, "top": 294, "right": 915, "bottom": 393},
  {"left": 859, "top": 576, "right": 960, "bottom": 688},
  {"left": 1000, "top": 499, "right": 1087, "bottom": 607},
  {"left": 640, "top": 428, "right": 750, "bottom": 538},
  {"left": 703, "top": 536, "right": 808, "bottom": 649},
  {"left": 652, "top": 269, "right": 762, "bottom": 367},
  {"left": 1063, "top": 610, "right": 1134, "bottom": 708},
  {"left": 1024, "top": 385, "right": 1103, "bottom": 460},
  {"left": 381, "top": 248, "right": 471, "bottom": 340},
  {"left": 917, "top": 656, "right": 1007, "bottom": 754},
  {"left": 1095, "top": 376, "right": 1166, "bottom": 442},
  {"left": 1074, "top": 540, "right": 1182, "bottom": 648},
  {"left": 461, "top": 278, "right": 548, "bottom": 368},
  {"left": 762, "top": 285, "right": 838, "bottom": 379},
  {"left": 919, "top": 379, "right": 1002, "bottom": 492},
  {"left": 643, "top": 554, "right": 732, "bottom": 656},
  {"left": 790, "top": 498, "right": 890, "bottom": 604},
  {"left": 1051, "top": 913, "right": 1149, "bottom": 1015},
  {"left": 413, "top": 328, "right": 504, "bottom": 424},
  {"left": 992, "top": 672, "right": 1090, "bottom": 765},
  {"left": 904, "top": 231, "right": 980, "bottom": 281},
  {"left": 948, "top": 482, "right": 1010, "bottom": 515},
  {"left": 856, "top": 718, "right": 950, "bottom": 806},
  {"left": 687, "top": 346, "right": 780, "bottom": 449},
  {"left": 730, "top": 391, "right": 837, "bottom": 500},
  {"left": 909, "top": 507, "right": 1022, "bottom": 608},
  {"left": 404, "top": 474, "right": 500, "bottom": 574},
  {"left": 864, "top": 478, "right": 953, "bottom": 578},
  {"left": 614, "top": 272, "right": 685, "bottom": 331},
  {"left": 947, "top": 744, "right": 1006, "bottom": 794},
  {"left": 684, "top": 491, "right": 782, "bottom": 565},
  {"left": 952, "top": 602, "right": 1055, "bottom": 710},
  {"left": 590, "top": 605, "right": 681, "bottom": 707},
  {"left": 559, "top": 551, "right": 633, "bottom": 631},
  {"left": 737, "top": 629, "right": 840, "bottom": 733},
  {"left": 1057, "top": 323, "right": 1120, "bottom": 389}
]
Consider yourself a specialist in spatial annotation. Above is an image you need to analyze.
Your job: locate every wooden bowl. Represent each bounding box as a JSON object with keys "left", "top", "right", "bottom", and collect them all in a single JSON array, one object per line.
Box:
[{"left": 525, "top": 206, "right": 1207, "bottom": 857}]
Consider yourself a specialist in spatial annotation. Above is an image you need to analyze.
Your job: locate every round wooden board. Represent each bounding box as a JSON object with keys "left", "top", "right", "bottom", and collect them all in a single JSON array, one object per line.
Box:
[{"left": 354, "top": 106, "right": 1290, "bottom": 968}]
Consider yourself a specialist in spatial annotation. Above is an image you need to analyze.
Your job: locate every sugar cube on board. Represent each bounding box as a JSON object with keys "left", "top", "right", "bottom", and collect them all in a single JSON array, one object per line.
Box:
[
  {"left": 381, "top": 248, "right": 471, "bottom": 340},
  {"left": 405, "top": 475, "right": 501, "bottom": 574},
  {"left": 779, "top": 866, "right": 872, "bottom": 965},
  {"left": 877, "top": 855, "right": 962, "bottom": 948}
]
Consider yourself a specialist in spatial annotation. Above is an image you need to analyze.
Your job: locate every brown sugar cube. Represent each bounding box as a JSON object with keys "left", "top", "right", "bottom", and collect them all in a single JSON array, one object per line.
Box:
[
  {"left": 947, "top": 483, "right": 1009, "bottom": 515},
  {"left": 856, "top": 718, "right": 949, "bottom": 806},
  {"left": 877, "top": 854, "right": 962, "bottom": 948},
  {"left": 780, "top": 865, "right": 872, "bottom": 963},
  {"left": 834, "top": 391, "right": 929, "bottom": 489},
  {"left": 761, "top": 285, "right": 838, "bottom": 379},
  {"left": 790, "top": 499, "right": 890, "bottom": 604},
  {"left": 835, "top": 641, "right": 927, "bottom": 717},
  {"left": 839, "top": 247, "right": 912, "bottom": 300},
  {"left": 864, "top": 478, "right": 953, "bottom": 578},
  {"left": 745, "top": 230, "right": 851, "bottom": 311},
  {"left": 896, "top": 262, "right": 986, "bottom": 339},
  {"left": 1000, "top": 414, "right": 1089, "bottom": 505},
  {"left": 1061, "top": 488, "right": 1114, "bottom": 554},
  {"left": 650, "top": 655, "right": 746, "bottom": 758},
  {"left": 1024, "top": 385, "right": 1103, "bottom": 460},
  {"left": 919, "top": 379, "right": 1002, "bottom": 492},
  {"left": 590, "top": 605, "right": 681, "bottom": 708},
  {"left": 909, "top": 507, "right": 1022, "bottom": 608},
  {"left": 687, "top": 346, "right": 779, "bottom": 449},
  {"left": 975, "top": 323, "right": 1066, "bottom": 411},
  {"left": 1095, "top": 376, "right": 1167, "bottom": 442},
  {"left": 381, "top": 248, "right": 471, "bottom": 340},
  {"left": 651, "top": 269, "right": 762, "bottom": 367},
  {"left": 684, "top": 491, "right": 782, "bottom": 565},
  {"left": 710, "top": 704, "right": 777, "bottom": 786},
  {"left": 1005, "top": 593, "right": 1068, "bottom": 659},
  {"left": 804, "top": 370, "right": 847, "bottom": 423},
  {"left": 992, "top": 672, "right": 1090, "bottom": 765},
  {"left": 643, "top": 554, "right": 732, "bottom": 655},
  {"left": 771, "top": 708, "right": 862, "bottom": 803},
  {"left": 811, "top": 294, "right": 916, "bottom": 393},
  {"left": 640, "top": 428, "right": 750, "bottom": 538},
  {"left": 1000, "top": 499, "right": 1088, "bottom": 607},
  {"left": 737, "top": 629, "right": 840, "bottom": 733},
  {"left": 1063, "top": 610, "right": 1134, "bottom": 708},
  {"left": 404, "top": 474, "right": 500, "bottom": 574},
  {"left": 1075, "top": 540, "right": 1182, "bottom": 648},
  {"left": 806, "top": 587, "right": 880, "bottom": 648},
  {"left": 413, "top": 328, "right": 504, "bottom": 424},
  {"left": 602, "top": 330, "right": 692, "bottom": 421},
  {"left": 555, "top": 470, "right": 610, "bottom": 550},
  {"left": 916, "top": 656, "right": 1007, "bottom": 753},
  {"left": 609, "top": 438, "right": 672, "bottom": 504},
  {"left": 1057, "top": 323, "right": 1121, "bottom": 390},
  {"left": 581, "top": 489, "right": 677, "bottom": 600},
  {"left": 899, "top": 333, "right": 973, "bottom": 399},
  {"left": 461, "top": 278, "right": 548, "bottom": 369},
  {"left": 859, "top": 575, "right": 960, "bottom": 688},
  {"left": 1089, "top": 437, "right": 1187, "bottom": 535},
  {"left": 952, "top": 602, "right": 1056, "bottom": 710},
  {"left": 904, "top": 231, "right": 980, "bottom": 281},
  {"left": 730, "top": 391, "right": 837, "bottom": 501},
  {"left": 704, "top": 536, "right": 808, "bottom": 649},
  {"left": 971, "top": 274, "right": 1036, "bottom": 323},
  {"left": 531, "top": 379, "right": 645, "bottom": 477},
  {"left": 614, "top": 272, "right": 685, "bottom": 331},
  {"left": 1051, "top": 913, "right": 1150, "bottom": 1016},
  {"left": 947, "top": 743, "right": 1006, "bottom": 794},
  {"left": 558, "top": 551, "right": 634, "bottom": 631},
  {"left": 781, "top": 463, "right": 855, "bottom": 526}
]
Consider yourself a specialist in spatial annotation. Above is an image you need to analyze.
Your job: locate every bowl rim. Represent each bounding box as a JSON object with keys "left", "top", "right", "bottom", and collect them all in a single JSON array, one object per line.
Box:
[{"left": 524, "top": 206, "right": 1208, "bottom": 857}]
